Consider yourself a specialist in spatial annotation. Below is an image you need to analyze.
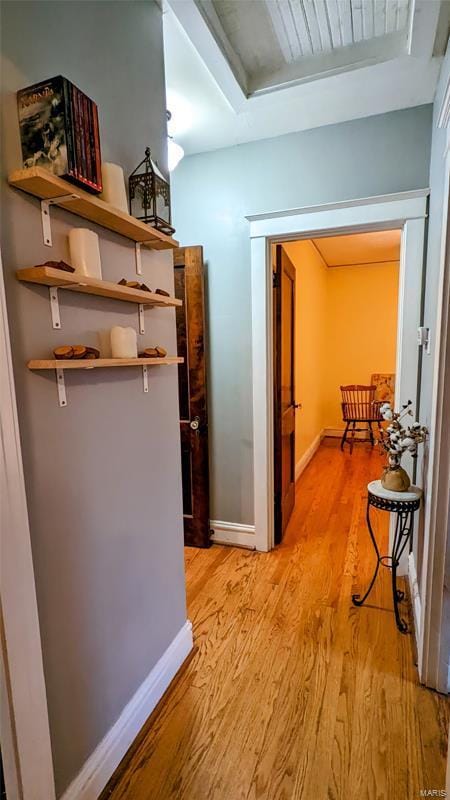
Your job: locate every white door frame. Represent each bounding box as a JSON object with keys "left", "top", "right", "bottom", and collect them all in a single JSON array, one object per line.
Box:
[
  {"left": 419, "top": 93, "right": 450, "bottom": 692},
  {"left": 0, "top": 251, "right": 56, "bottom": 799},
  {"left": 247, "top": 190, "right": 429, "bottom": 556}
]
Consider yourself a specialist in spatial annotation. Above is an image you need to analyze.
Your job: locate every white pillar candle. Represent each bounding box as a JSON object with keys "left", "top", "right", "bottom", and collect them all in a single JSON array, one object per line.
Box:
[
  {"left": 100, "top": 162, "right": 129, "bottom": 213},
  {"left": 68, "top": 228, "right": 102, "bottom": 279},
  {"left": 110, "top": 326, "right": 137, "bottom": 359}
]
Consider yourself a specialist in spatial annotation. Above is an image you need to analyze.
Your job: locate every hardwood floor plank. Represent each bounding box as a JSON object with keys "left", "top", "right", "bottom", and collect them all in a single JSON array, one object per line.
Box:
[
  {"left": 246, "top": 606, "right": 336, "bottom": 800},
  {"left": 102, "top": 440, "right": 449, "bottom": 800}
]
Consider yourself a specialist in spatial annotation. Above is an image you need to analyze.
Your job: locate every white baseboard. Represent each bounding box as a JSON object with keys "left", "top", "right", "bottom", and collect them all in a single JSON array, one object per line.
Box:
[
  {"left": 210, "top": 520, "right": 256, "bottom": 549},
  {"left": 408, "top": 551, "right": 422, "bottom": 646},
  {"left": 61, "top": 620, "right": 193, "bottom": 800},
  {"left": 295, "top": 430, "right": 324, "bottom": 481}
]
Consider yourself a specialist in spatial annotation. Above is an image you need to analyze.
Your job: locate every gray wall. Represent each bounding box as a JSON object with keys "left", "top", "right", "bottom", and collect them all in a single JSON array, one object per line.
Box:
[
  {"left": 172, "top": 106, "right": 433, "bottom": 526},
  {"left": 1, "top": 2, "right": 186, "bottom": 796}
]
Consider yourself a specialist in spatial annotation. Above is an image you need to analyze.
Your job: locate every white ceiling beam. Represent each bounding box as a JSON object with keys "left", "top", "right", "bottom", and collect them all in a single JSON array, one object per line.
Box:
[
  {"left": 325, "top": 0, "right": 343, "bottom": 47},
  {"left": 398, "top": 0, "right": 412, "bottom": 32},
  {"left": 374, "top": 0, "right": 387, "bottom": 37},
  {"left": 265, "top": 0, "right": 300, "bottom": 61},
  {"left": 269, "top": 0, "right": 305, "bottom": 61},
  {"left": 198, "top": 1, "right": 249, "bottom": 87},
  {"left": 362, "top": 0, "right": 375, "bottom": 38},
  {"left": 351, "top": 0, "right": 364, "bottom": 42},
  {"left": 288, "top": 0, "right": 314, "bottom": 57},
  {"left": 303, "top": 0, "right": 325, "bottom": 53},
  {"left": 166, "top": 0, "right": 247, "bottom": 111},
  {"left": 385, "top": 0, "right": 398, "bottom": 34},
  {"left": 408, "top": 0, "right": 442, "bottom": 57},
  {"left": 338, "top": 0, "right": 354, "bottom": 46},
  {"left": 249, "top": 29, "right": 406, "bottom": 95},
  {"left": 283, "top": 0, "right": 307, "bottom": 58},
  {"left": 313, "top": 0, "right": 334, "bottom": 51}
]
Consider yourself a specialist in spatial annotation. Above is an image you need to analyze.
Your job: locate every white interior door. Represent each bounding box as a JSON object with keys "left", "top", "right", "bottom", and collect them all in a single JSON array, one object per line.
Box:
[{"left": 394, "top": 218, "right": 426, "bottom": 575}]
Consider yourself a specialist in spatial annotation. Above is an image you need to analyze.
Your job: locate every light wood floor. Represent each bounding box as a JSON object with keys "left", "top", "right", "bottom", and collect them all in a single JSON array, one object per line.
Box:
[{"left": 102, "top": 439, "right": 449, "bottom": 800}]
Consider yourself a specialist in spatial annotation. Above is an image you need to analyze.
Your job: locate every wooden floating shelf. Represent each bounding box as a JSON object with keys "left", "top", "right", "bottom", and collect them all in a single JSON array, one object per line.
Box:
[
  {"left": 16, "top": 267, "right": 182, "bottom": 308},
  {"left": 8, "top": 167, "right": 179, "bottom": 251},
  {"left": 28, "top": 357, "right": 183, "bottom": 370}
]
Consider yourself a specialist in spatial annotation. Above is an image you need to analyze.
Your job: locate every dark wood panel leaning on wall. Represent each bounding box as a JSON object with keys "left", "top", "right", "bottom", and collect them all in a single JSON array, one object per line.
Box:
[{"left": 174, "top": 246, "right": 210, "bottom": 548}]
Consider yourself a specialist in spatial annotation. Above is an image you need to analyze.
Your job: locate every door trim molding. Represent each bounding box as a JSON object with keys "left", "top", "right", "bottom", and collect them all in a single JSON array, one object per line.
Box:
[
  {"left": 246, "top": 188, "right": 430, "bottom": 224},
  {"left": 419, "top": 142, "right": 450, "bottom": 692},
  {"left": 0, "top": 251, "right": 56, "bottom": 799},
  {"left": 61, "top": 620, "right": 194, "bottom": 800},
  {"left": 248, "top": 192, "right": 428, "bottom": 556}
]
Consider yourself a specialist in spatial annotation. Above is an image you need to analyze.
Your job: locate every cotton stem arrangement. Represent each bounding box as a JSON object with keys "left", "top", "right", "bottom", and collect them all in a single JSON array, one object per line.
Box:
[{"left": 378, "top": 400, "right": 428, "bottom": 467}]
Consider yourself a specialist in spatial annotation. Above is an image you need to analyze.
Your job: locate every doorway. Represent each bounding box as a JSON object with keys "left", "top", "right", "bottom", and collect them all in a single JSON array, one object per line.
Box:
[
  {"left": 248, "top": 190, "right": 428, "bottom": 554},
  {"left": 273, "top": 231, "right": 400, "bottom": 541}
]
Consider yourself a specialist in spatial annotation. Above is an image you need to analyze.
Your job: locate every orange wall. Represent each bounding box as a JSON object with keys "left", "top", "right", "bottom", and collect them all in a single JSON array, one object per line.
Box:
[
  {"left": 282, "top": 241, "right": 327, "bottom": 466},
  {"left": 283, "top": 241, "right": 399, "bottom": 467},
  {"left": 324, "top": 262, "right": 399, "bottom": 430}
]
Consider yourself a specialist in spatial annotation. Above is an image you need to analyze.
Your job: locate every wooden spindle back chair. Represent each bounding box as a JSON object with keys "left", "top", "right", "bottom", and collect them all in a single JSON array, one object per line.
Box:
[{"left": 340, "top": 384, "right": 383, "bottom": 453}]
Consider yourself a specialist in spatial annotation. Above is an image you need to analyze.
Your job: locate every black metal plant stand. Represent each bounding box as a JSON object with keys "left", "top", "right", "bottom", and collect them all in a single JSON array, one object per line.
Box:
[{"left": 352, "top": 481, "right": 422, "bottom": 633}]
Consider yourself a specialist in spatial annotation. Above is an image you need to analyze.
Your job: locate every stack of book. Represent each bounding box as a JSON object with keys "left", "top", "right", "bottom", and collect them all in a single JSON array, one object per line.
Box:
[{"left": 17, "top": 75, "right": 102, "bottom": 194}]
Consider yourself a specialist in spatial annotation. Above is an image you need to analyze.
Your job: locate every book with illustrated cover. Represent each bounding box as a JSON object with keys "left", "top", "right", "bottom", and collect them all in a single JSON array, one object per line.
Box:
[
  {"left": 17, "top": 76, "right": 74, "bottom": 178},
  {"left": 17, "top": 75, "right": 102, "bottom": 194}
]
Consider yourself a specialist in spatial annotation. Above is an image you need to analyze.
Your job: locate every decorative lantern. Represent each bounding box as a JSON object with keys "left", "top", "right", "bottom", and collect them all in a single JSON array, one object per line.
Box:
[{"left": 128, "top": 147, "right": 175, "bottom": 236}]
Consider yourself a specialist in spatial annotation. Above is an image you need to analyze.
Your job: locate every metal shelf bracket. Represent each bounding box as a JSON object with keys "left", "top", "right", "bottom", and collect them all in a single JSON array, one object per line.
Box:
[
  {"left": 49, "top": 287, "right": 61, "bottom": 329},
  {"left": 135, "top": 242, "right": 142, "bottom": 275},
  {"left": 138, "top": 303, "right": 145, "bottom": 334},
  {"left": 142, "top": 365, "right": 149, "bottom": 393},
  {"left": 56, "top": 368, "right": 67, "bottom": 407},
  {"left": 41, "top": 194, "right": 79, "bottom": 246}
]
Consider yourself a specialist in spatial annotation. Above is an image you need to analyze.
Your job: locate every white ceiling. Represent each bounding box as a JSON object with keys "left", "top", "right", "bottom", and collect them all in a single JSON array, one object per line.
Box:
[
  {"left": 163, "top": 0, "right": 449, "bottom": 155},
  {"left": 312, "top": 229, "right": 401, "bottom": 266},
  {"left": 198, "top": 0, "right": 413, "bottom": 93},
  {"left": 263, "top": 0, "right": 410, "bottom": 57}
]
